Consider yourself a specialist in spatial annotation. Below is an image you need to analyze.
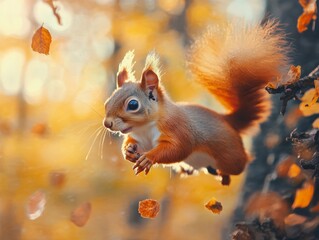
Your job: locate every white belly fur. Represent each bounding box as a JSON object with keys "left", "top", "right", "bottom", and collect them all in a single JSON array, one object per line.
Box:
[
  {"left": 170, "top": 151, "right": 216, "bottom": 173},
  {"left": 130, "top": 121, "right": 161, "bottom": 151}
]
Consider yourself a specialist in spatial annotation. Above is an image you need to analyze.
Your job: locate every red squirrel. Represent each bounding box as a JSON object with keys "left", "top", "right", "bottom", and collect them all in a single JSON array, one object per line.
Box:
[{"left": 103, "top": 21, "right": 288, "bottom": 178}]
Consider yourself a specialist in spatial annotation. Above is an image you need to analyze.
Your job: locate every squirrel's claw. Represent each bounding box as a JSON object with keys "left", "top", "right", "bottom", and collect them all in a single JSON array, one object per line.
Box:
[
  {"left": 125, "top": 143, "right": 140, "bottom": 163},
  {"left": 133, "top": 155, "right": 153, "bottom": 175}
]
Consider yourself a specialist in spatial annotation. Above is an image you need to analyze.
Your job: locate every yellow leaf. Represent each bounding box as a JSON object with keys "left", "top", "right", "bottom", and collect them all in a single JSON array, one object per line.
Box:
[
  {"left": 309, "top": 79, "right": 319, "bottom": 106},
  {"left": 205, "top": 197, "right": 222, "bottom": 214},
  {"left": 298, "top": 0, "right": 317, "bottom": 33},
  {"left": 31, "top": 26, "right": 52, "bottom": 55},
  {"left": 313, "top": 118, "right": 319, "bottom": 128},
  {"left": 292, "top": 180, "right": 314, "bottom": 209},
  {"left": 287, "top": 163, "right": 301, "bottom": 178},
  {"left": 300, "top": 88, "right": 319, "bottom": 116}
]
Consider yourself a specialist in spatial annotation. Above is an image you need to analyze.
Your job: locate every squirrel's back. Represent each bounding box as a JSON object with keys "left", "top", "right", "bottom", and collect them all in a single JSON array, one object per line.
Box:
[{"left": 188, "top": 21, "right": 289, "bottom": 133}]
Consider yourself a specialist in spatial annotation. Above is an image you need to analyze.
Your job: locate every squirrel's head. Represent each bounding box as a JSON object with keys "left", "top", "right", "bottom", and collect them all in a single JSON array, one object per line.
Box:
[{"left": 103, "top": 51, "right": 163, "bottom": 134}]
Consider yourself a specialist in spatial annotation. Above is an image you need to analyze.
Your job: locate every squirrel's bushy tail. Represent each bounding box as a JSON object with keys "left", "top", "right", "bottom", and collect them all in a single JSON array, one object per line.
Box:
[{"left": 188, "top": 21, "right": 289, "bottom": 134}]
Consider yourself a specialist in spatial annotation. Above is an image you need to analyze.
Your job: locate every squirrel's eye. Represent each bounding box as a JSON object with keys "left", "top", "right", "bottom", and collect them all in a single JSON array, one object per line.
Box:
[{"left": 127, "top": 99, "right": 139, "bottom": 112}]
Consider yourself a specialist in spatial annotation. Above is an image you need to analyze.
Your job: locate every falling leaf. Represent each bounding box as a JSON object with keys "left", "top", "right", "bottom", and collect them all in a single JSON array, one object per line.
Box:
[
  {"left": 49, "top": 171, "right": 66, "bottom": 188},
  {"left": 313, "top": 118, "right": 319, "bottom": 128},
  {"left": 31, "top": 26, "right": 52, "bottom": 55},
  {"left": 205, "top": 197, "right": 223, "bottom": 214},
  {"left": 31, "top": 123, "right": 47, "bottom": 136},
  {"left": 297, "top": 0, "right": 317, "bottom": 33},
  {"left": 43, "top": 0, "right": 62, "bottom": 25},
  {"left": 70, "top": 202, "right": 92, "bottom": 227},
  {"left": 287, "top": 163, "right": 302, "bottom": 178},
  {"left": 26, "top": 190, "right": 46, "bottom": 220},
  {"left": 292, "top": 180, "right": 314, "bottom": 209},
  {"left": 138, "top": 199, "right": 160, "bottom": 218}
]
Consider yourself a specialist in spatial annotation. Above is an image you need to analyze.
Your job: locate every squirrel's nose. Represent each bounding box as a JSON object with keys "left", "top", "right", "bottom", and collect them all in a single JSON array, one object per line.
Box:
[{"left": 103, "top": 118, "right": 113, "bottom": 129}]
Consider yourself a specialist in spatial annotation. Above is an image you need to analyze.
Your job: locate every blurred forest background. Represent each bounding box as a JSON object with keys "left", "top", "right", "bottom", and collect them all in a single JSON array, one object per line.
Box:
[{"left": 0, "top": 0, "right": 318, "bottom": 239}]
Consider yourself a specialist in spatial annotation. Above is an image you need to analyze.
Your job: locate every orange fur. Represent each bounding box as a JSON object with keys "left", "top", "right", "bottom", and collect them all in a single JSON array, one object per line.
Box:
[{"left": 188, "top": 21, "right": 289, "bottom": 133}]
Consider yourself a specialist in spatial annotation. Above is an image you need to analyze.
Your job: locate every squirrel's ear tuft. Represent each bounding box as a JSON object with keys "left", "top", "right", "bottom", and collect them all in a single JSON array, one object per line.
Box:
[
  {"left": 117, "top": 50, "right": 136, "bottom": 88},
  {"left": 141, "top": 51, "right": 161, "bottom": 91}
]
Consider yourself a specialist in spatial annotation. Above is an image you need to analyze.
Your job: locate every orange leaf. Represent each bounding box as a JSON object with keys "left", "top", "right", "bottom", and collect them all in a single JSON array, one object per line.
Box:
[
  {"left": 292, "top": 180, "right": 314, "bottom": 209},
  {"left": 205, "top": 197, "right": 223, "bottom": 214},
  {"left": 31, "top": 26, "right": 52, "bottom": 55},
  {"left": 297, "top": 0, "right": 317, "bottom": 33},
  {"left": 287, "top": 163, "right": 301, "bottom": 178},
  {"left": 266, "top": 82, "right": 277, "bottom": 89},
  {"left": 286, "top": 65, "right": 301, "bottom": 84},
  {"left": 70, "top": 202, "right": 92, "bottom": 227},
  {"left": 31, "top": 123, "right": 47, "bottom": 136},
  {"left": 26, "top": 190, "right": 46, "bottom": 220},
  {"left": 43, "top": 0, "right": 62, "bottom": 25},
  {"left": 311, "top": 202, "right": 319, "bottom": 212},
  {"left": 138, "top": 199, "right": 160, "bottom": 219},
  {"left": 49, "top": 171, "right": 66, "bottom": 188}
]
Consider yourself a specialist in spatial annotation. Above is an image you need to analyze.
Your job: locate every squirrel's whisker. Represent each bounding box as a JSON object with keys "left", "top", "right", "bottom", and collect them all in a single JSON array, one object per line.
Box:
[{"left": 85, "top": 126, "right": 103, "bottom": 161}]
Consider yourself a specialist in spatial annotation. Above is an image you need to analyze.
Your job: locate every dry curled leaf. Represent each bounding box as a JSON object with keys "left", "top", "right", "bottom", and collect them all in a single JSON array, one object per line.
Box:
[
  {"left": 31, "top": 26, "right": 52, "bottom": 55},
  {"left": 286, "top": 65, "right": 301, "bottom": 84},
  {"left": 26, "top": 190, "right": 46, "bottom": 220},
  {"left": 205, "top": 197, "right": 223, "bottom": 214},
  {"left": 43, "top": 0, "right": 62, "bottom": 25},
  {"left": 292, "top": 180, "right": 314, "bottom": 209},
  {"left": 297, "top": 0, "right": 317, "bottom": 33},
  {"left": 138, "top": 199, "right": 160, "bottom": 219},
  {"left": 70, "top": 202, "right": 92, "bottom": 227}
]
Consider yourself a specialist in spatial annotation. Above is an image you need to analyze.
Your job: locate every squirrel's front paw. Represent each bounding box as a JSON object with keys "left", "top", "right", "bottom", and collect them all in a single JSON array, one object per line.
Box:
[
  {"left": 133, "top": 155, "right": 153, "bottom": 175},
  {"left": 124, "top": 143, "right": 140, "bottom": 163}
]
